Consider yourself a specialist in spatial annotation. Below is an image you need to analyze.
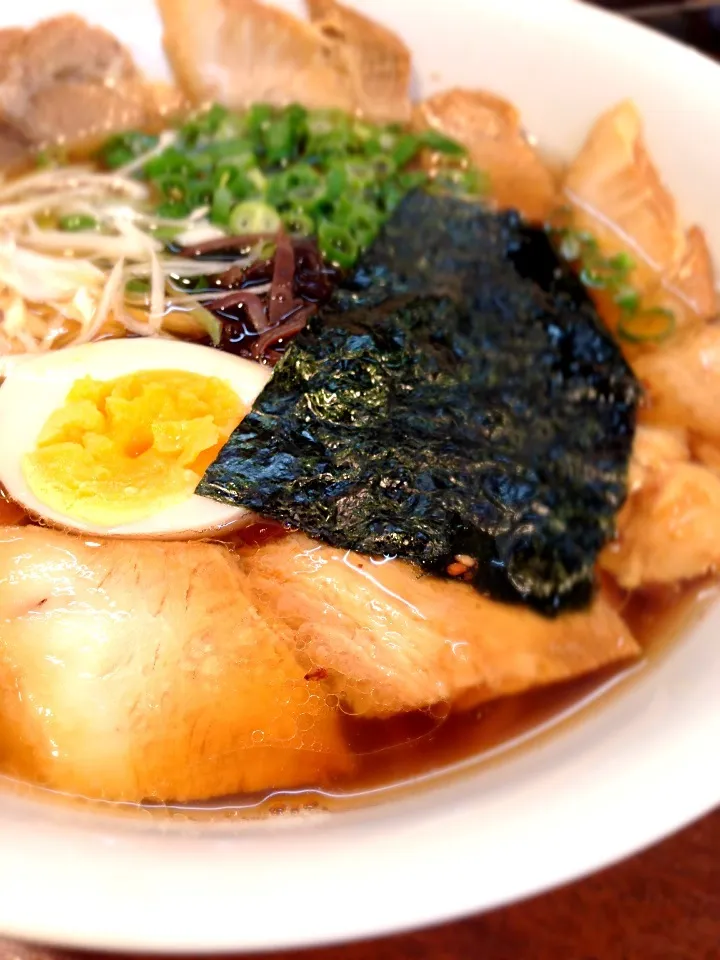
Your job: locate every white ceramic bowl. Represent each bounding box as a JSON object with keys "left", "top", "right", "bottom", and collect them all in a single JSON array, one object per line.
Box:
[{"left": 1, "top": 0, "right": 719, "bottom": 953}]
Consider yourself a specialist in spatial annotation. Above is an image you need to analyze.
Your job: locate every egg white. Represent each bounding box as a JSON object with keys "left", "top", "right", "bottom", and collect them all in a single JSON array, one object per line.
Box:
[{"left": 0, "top": 338, "right": 272, "bottom": 539}]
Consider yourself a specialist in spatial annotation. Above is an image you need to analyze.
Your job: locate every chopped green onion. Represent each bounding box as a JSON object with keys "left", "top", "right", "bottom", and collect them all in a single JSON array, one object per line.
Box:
[
  {"left": 429, "top": 165, "right": 486, "bottom": 198},
  {"left": 144, "top": 148, "right": 189, "bottom": 178},
  {"left": 96, "top": 101, "right": 486, "bottom": 271},
  {"left": 213, "top": 151, "right": 256, "bottom": 173},
  {"left": 609, "top": 251, "right": 635, "bottom": 275},
  {"left": 264, "top": 104, "right": 308, "bottom": 165},
  {"left": 559, "top": 232, "right": 582, "bottom": 262},
  {"left": 358, "top": 136, "right": 384, "bottom": 158},
  {"left": 98, "top": 131, "right": 159, "bottom": 170},
  {"left": 201, "top": 139, "right": 254, "bottom": 160},
  {"left": 550, "top": 224, "right": 674, "bottom": 342},
  {"left": 351, "top": 120, "right": 379, "bottom": 149},
  {"left": 617, "top": 307, "right": 675, "bottom": 344},
  {"left": 563, "top": 232, "right": 636, "bottom": 292},
  {"left": 613, "top": 286, "right": 641, "bottom": 313},
  {"left": 246, "top": 103, "right": 274, "bottom": 148},
  {"left": 391, "top": 134, "right": 422, "bottom": 168},
  {"left": 579, "top": 265, "right": 611, "bottom": 289},
  {"left": 266, "top": 164, "right": 325, "bottom": 211},
  {"left": 369, "top": 156, "right": 397, "bottom": 180},
  {"left": 306, "top": 109, "right": 347, "bottom": 137},
  {"left": 398, "top": 169, "right": 430, "bottom": 192},
  {"left": 333, "top": 198, "right": 381, "bottom": 249},
  {"left": 36, "top": 146, "right": 67, "bottom": 169},
  {"left": 306, "top": 109, "right": 353, "bottom": 158},
  {"left": 322, "top": 166, "right": 348, "bottom": 204},
  {"left": 214, "top": 112, "right": 248, "bottom": 143},
  {"left": 125, "top": 278, "right": 151, "bottom": 295},
  {"left": 156, "top": 200, "right": 191, "bottom": 219},
  {"left": 318, "top": 220, "right": 358, "bottom": 270},
  {"left": 577, "top": 231, "right": 598, "bottom": 248},
  {"left": 58, "top": 213, "right": 99, "bottom": 232},
  {"left": 191, "top": 179, "right": 215, "bottom": 206},
  {"left": 187, "top": 179, "right": 213, "bottom": 208},
  {"left": 419, "top": 129, "right": 467, "bottom": 156},
  {"left": 185, "top": 304, "right": 223, "bottom": 346},
  {"left": 378, "top": 129, "right": 402, "bottom": 152},
  {"left": 213, "top": 166, "right": 263, "bottom": 203},
  {"left": 155, "top": 173, "right": 190, "bottom": 204},
  {"left": 180, "top": 104, "right": 234, "bottom": 145},
  {"left": 342, "top": 159, "right": 379, "bottom": 189},
  {"left": 186, "top": 152, "right": 214, "bottom": 175},
  {"left": 381, "top": 178, "right": 408, "bottom": 214},
  {"left": 246, "top": 168, "right": 267, "bottom": 194},
  {"left": 282, "top": 208, "right": 315, "bottom": 237},
  {"left": 152, "top": 225, "right": 183, "bottom": 243},
  {"left": 229, "top": 200, "right": 281, "bottom": 234},
  {"left": 211, "top": 184, "right": 235, "bottom": 225}
]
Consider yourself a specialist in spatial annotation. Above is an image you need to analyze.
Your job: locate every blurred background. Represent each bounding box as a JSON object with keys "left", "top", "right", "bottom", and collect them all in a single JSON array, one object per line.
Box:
[{"left": 594, "top": 0, "right": 720, "bottom": 55}]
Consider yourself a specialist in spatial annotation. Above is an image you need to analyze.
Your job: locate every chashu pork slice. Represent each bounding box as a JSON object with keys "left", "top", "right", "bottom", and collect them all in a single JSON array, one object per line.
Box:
[
  {"left": 0, "top": 526, "right": 351, "bottom": 803},
  {"left": 0, "top": 15, "right": 170, "bottom": 166},
  {"left": 306, "top": 0, "right": 411, "bottom": 123},
  {"left": 412, "top": 88, "right": 558, "bottom": 223},
  {"left": 634, "top": 322, "right": 720, "bottom": 452},
  {"left": 600, "top": 426, "right": 720, "bottom": 590},
  {"left": 239, "top": 533, "right": 640, "bottom": 718},
  {"left": 156, "top": 0, "right": 411, "bottom": 122},
  {"left": 563, "top": 100, "right": 717, "bottom": 335}
]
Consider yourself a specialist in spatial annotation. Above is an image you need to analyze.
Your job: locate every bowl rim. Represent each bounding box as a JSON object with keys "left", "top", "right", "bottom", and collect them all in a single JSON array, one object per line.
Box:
[{"left": 0, "top": 0, "right": 720, "bottom": 953}]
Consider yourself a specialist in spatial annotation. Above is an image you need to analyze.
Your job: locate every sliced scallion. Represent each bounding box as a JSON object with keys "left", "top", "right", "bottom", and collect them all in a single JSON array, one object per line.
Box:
[
  {"left": 97, "top": 101, "right": 475, "bottom": 269},
  {"left": 229, "top": 200, "right": 281, "bottom": 234},
  {"left": 267, "top": 164, "right": 325, "bottom": 211},
  {"left": 282, "top": 208, "right": 315, "bottom": 237},
  {"left": 419, "top": 129, "right": 468, "bottom": 156},
  {"left": 58, "top": 213, "right": 99, "bottom": 232},
  {"left": 99, "top": 131, "right": 159, "bottom": 170},
  {"left": 211, "top": 184, "right": 235, "bottom": 225},
  {"left": 318, "top": 220, "right": 358, "bottom": 270},
  {"left": 617, "top": 307, "right": 675, "bottom": 344}
]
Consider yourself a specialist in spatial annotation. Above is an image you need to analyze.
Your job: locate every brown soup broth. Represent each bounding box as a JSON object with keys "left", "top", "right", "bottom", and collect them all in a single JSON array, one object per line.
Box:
[
  {"left": 206, "top": 579, "right": 715, "bottom": 819},
  {"left": 328, "top": 580, "right": 717, "bottom": 805},
  {"left": 165, "top": 558, "right": 717, "bottom": 818}
]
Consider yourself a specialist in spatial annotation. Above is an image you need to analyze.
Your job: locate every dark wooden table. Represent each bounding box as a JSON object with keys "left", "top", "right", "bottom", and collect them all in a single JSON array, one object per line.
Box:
[{"left": 1, "top": 807, "right": 718, "bottom": 960}]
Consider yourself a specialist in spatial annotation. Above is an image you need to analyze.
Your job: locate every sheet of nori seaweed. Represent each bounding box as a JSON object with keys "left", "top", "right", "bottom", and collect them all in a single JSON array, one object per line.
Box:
[{"left": 198, "top": 192, "right": 640, "bottom": 615}]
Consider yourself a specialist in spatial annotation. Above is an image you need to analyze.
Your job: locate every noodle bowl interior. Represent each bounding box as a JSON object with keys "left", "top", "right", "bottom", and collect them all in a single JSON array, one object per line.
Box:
[{"left": 0, "top": 1, "right": 719, "bottom": 812}]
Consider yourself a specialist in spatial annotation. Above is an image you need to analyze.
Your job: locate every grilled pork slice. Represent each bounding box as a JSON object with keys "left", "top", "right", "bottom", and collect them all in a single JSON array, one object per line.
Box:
[
  {"left": 601, "top": 426, "right": 720, "bottom": 589},
  {"left": 0, "top": 15, "right": 162, "bottom": 166},
  {"left": 563, "top": 100, "right": 717, "bottom": 334},
  {"left": 306, "top": 0, "right": 411, "bottom": 122},
  {"left": 413, "top": 89, "right": 558, "bottom": 223},
  {"left": 157, "top": 0, "right": 411, "bottom": 122},
  {"left": 239, "top": 533, "right": 640, "bottom": 718},
  {"left": 635, "top": 323, "right": 720, "bottom": 455},
  {"left": 0, "top": 526, "right": 351, "bottom": 803}
]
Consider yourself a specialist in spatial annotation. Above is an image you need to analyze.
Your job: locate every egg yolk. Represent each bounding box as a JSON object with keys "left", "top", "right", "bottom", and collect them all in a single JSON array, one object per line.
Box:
[{"left": 23, "top": 370, "right": 244, "bottom": 527}]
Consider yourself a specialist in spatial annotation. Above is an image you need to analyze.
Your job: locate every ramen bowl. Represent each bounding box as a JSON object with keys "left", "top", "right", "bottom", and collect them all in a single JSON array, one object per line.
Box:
[{"left": 0, "top": 0, "right": 719, "bottom": 952}]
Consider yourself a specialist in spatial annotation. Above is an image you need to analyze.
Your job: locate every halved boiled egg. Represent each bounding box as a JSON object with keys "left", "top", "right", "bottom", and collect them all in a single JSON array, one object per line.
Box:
[{"left": 0, "top": 338, "right": 271, "bottom": 538}]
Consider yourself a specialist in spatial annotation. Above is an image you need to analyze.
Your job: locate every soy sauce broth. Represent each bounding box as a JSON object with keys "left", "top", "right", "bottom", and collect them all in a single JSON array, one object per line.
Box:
[
  {"left": 145, "top": 572, "right": 717, "bottom": 819},
  {"left": 328, "top": 579, "right": 718, "bottom": 806}
]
